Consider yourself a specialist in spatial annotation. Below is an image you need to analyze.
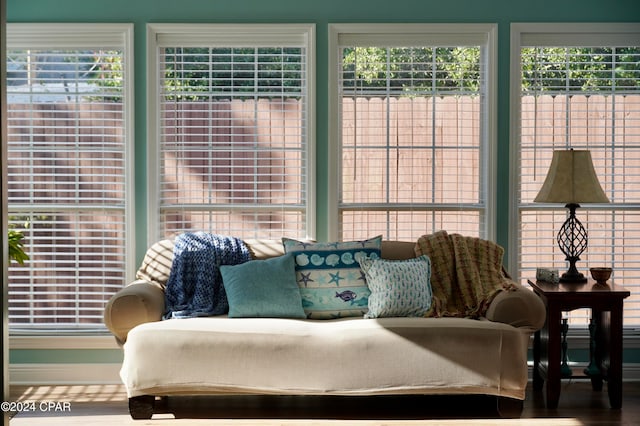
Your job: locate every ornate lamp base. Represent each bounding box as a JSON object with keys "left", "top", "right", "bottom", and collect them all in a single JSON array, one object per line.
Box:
[
  {"left": 557, "top": 203, "right": 588, "bottom": 283},
  {"left": 560, "top": 268, "right": 587, "bottom": 283}
]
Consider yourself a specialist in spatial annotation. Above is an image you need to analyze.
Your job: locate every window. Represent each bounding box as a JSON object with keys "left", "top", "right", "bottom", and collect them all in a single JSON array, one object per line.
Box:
[
  {"left": 6, "top": 24, "right": 134, "bottom": 331},
  {"left": 148, "top": 24, "right": 315, "bottom": 242},
  {"left": 512, "top": 24, "right": 640, "bottom": 328},
  {"left": 329, "top": 24, "right": 497, "bottom": 241}
]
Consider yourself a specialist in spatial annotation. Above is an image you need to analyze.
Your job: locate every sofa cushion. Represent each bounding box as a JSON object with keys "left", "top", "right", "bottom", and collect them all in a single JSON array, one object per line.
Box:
[
  {"left": 282, "top": 236, "right": 382, "bottom": 319},
  {"left": 359, "top": 255, "right": 432, "bottom": 319},
  {"left": 120, "top": 316, "right": 530, "bottom": 400},
  {"left": 220, "top": 254, "right": 306, "bottom": 318}
]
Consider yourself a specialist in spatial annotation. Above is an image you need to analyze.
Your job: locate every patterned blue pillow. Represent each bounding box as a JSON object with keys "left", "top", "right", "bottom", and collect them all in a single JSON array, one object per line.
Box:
[
  {"left": 282, "top": 236, "right": 382, "bottom": 319},
  {"left": 358, "top": 255, "right": 432, "bottom": 319}
]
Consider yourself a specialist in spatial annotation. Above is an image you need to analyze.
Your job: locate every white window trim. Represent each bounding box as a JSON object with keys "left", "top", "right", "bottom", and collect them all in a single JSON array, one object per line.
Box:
[
  {"left": 6, "top": 23, "right": 136, "bottom": 337},
  {"left": 327, "top": 23, "right": 498, "bottom": 241},
  {"left": 508, "top": 22, "right": 640, "bottom": 277},
  {"left": 146, "top": 23, "right": 316, "bottom": 245}
]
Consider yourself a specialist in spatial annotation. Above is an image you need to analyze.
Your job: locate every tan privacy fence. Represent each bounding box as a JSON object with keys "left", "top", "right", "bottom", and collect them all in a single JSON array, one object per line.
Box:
[{"left": 6, "top": 94, "right": 640, "bottom": 325}]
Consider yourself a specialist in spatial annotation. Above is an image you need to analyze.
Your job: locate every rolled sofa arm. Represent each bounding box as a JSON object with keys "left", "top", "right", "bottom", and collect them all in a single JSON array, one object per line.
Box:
[
  {"left": 103, "top": 280, "right": 165, "bottom": 345},
  {"left": 486, "top": 284, "right": 546, "bottom": 332}
]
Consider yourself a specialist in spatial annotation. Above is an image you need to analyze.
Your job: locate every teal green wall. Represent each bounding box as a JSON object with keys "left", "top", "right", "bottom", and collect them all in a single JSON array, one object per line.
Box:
[
  {"left": 7, "top": 0, "right": 639, "bottom": 368},
  {"left": 10, "top": 349, "right": 121, "bottom": 364}
]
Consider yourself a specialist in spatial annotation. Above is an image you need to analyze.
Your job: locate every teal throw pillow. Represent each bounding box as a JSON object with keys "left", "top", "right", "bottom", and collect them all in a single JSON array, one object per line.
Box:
[
  {"left": 282, "top": 236, "right": 382, "bottom": 319},
  {"left": 358, "top": 255, "right": 432, "bottom": 319},
  {"left": 220, "top": 253, "right": 306, "bottom": 318}
]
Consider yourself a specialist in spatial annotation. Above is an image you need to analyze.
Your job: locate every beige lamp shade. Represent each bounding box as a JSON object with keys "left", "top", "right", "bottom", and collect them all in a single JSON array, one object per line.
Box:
[{"left": 534, "top": 149, "right": 609, "bottom": 204}]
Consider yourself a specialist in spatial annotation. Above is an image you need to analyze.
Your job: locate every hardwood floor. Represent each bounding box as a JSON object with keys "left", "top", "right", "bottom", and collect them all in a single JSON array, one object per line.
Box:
[{"left": 8, "top": 381, "right": 640, "bottom": 425}]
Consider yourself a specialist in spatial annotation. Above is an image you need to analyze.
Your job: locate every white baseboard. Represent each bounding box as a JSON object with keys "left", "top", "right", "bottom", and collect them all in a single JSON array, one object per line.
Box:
[
  {"left": 9, "top": 363, "right": 640, "bottom": 386},
  {"left": 624, "top": 364, "right": 640, "bottom": 381},
  {"left": 10, "top": 363, "right": 122, "bottom": 385},
  {"left": 528, "top": 363, "right": 640, "bottom": 382}
]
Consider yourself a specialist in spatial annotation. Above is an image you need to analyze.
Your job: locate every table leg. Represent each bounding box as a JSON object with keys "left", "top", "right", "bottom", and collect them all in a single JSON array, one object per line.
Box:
[
  {"left": 586, "top": 314, "right": 603, "bottom": 391},
  {"left": 606, "top": 302, "right": 624, "bottom": 409},
  {"left": 533, "top": 329, "right": 543, "bottom": 391},
  {"left": 546, "top": 305, "right": 562, "bottom": 409}
]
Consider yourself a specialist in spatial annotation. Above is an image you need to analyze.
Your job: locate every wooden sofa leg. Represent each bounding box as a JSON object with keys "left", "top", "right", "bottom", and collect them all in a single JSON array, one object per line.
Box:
[
  {"left": 129, "top": 395, "right": 155, "bottom": 420},
  {"left": 496, "top": 396, "right": 523, "bottom": 418}
]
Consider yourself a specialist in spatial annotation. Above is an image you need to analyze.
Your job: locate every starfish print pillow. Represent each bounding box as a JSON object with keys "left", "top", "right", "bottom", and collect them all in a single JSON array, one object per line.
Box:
[{"left": 282, "top": 236, "right": 382, "bottom": 319}]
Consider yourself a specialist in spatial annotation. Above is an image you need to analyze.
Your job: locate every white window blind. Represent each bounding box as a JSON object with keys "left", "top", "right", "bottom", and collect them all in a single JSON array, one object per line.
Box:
[
  {"left": 6, "top": 24, "right": 134, "bottom": 331},
  {"left": 332, "top": 25, "right": 495, "bottom": 241},
  {"left": 514, "top": 25, "right": 640, "bottom": 328},
  {"left": 149, "top": 24, "right": 315, "bottom": 241}
]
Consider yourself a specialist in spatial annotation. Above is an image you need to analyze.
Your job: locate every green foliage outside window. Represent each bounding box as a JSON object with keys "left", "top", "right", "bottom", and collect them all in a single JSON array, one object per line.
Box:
[
  {"left": 8, "top": 229, "right": 29, "bottom": 265},
  {"left": 341, "top": 46, "right": 481, "bottom": 93},
  {"left": 340, "top": 46, "right": 640, "bottom": 94},
  {"left": 160, "top": 47, "right": 305, "bottom": 101}
]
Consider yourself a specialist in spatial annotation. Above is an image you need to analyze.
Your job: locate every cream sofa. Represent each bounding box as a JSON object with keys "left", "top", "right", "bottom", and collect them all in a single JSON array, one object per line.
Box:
[{"left": 104, "top": 237, "right": 545, "bottom": 420}]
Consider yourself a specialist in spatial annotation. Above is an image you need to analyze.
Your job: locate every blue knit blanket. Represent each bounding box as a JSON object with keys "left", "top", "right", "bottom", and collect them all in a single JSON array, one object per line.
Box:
[{"left": 163, "top": 232, "right": 252, "bottom": 319}]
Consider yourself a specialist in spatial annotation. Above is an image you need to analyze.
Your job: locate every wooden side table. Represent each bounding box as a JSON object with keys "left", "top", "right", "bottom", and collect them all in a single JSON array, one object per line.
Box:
[{"left": 528, "top": 279, "right": 630, "bottom": 409}]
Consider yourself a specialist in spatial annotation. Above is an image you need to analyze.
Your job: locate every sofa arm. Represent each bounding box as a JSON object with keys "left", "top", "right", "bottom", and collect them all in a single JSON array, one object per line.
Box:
[
  {"left": 103, "top": 280, "right": 165, "bottom": 345},
  {"left": 486, "top": 284, "right": 546, "bottom": 332}
]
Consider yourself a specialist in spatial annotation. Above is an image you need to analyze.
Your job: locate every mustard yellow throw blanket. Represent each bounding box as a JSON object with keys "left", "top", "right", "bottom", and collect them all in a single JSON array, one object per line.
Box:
[{"left": 415, "top": 230, "right": 515, "bottom": 318}]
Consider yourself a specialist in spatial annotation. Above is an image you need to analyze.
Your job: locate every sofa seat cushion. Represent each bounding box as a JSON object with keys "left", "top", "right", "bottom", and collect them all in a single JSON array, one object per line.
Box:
[{"left": 121, "top": 316, "right": 529, "bottom": 400}]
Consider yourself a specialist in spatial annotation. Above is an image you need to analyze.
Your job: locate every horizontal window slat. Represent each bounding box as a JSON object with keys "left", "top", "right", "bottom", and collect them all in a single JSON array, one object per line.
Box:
[{"left": 340, "top": 210, "right": 483, "bottom": 242}]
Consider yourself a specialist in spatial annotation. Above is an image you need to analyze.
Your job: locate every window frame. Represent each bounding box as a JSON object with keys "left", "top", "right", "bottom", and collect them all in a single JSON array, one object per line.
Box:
[
  {"left": 328, "top": 23, "right": 498, "bottom": 241},
  {"left": 509, "top": 23, "right": 640, "bottom": 333},
  {"left": 146, "top": 23, "right": 316, "bottom": 244},
  {"left": 5, "top": 23, "right": 135, "bottom": 336}
]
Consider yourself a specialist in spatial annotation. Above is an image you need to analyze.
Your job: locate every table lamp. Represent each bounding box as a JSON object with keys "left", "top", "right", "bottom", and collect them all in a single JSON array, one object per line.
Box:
[{"left": 534, "top": 149, "right": 609, "bottom": 283}]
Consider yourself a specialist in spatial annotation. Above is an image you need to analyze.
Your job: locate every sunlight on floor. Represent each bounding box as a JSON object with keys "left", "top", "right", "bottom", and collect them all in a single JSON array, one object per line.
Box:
[
  {"left": 11, "top": 384, "right": 127, "bottom": 402},
  {"left": 8, "top": 385, "right": 595, "bottom": 426}
]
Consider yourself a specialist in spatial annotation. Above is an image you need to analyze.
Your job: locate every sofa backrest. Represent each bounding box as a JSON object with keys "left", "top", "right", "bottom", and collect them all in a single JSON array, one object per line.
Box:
[{"left": 135, "top": 238, "right": 418, "bottom": 290}]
